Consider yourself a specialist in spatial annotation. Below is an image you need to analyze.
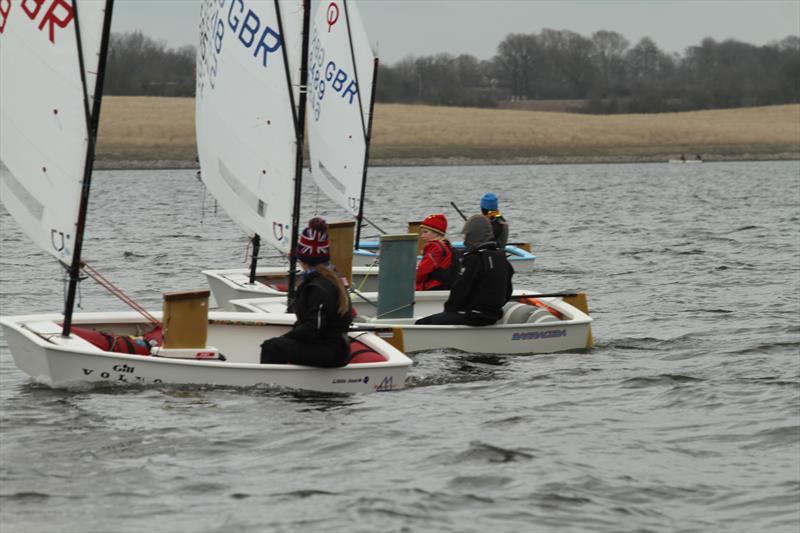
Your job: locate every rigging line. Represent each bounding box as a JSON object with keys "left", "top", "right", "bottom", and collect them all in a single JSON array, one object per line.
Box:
[
  {"left": 275, "top": 0, "right": 302, "bottom": 142},
  {"left": 343, "top": 0, "right": 368, "bottom": 139},
  {"left": 353, "top": 259, "right": 378, "bottom": 292},
  {"left": 360, "top": 214, "right": 386, "bottom": 235},
  {"left": 81, "top": 262, "right": 161, "bottom": 326},
  {"left": 200, "top": 187, "right": 206, "bottom": 226},
  {"left": 344, "top": 0, "right": 379, "bottom": 248}
]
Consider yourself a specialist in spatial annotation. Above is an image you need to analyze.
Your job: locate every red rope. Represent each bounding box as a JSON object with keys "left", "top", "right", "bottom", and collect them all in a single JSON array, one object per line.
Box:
[{"left": 80, "top": 263, "right": 161, "bottom": 326}]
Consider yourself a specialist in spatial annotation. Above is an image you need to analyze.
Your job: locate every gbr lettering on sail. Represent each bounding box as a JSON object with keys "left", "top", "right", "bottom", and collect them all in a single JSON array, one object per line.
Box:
[
  {"left": 0, "top": 0, "right": 74, "bottom": 42},
  {"left": 308, "top": 3, "right": 359, "bottom": 122},
  {"left": 198, "top": 0, "right": 284, "bottom": 92}
]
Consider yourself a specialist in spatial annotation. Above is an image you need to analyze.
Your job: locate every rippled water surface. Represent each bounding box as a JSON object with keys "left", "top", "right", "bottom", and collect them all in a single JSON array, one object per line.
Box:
[{"left": 1, "top": 162, "right": 799, "bottom": 533}]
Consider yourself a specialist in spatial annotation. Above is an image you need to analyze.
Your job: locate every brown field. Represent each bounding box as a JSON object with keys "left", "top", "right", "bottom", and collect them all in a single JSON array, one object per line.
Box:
[{"left": 95, "top": 96, "right": 800, "bottom": 168}]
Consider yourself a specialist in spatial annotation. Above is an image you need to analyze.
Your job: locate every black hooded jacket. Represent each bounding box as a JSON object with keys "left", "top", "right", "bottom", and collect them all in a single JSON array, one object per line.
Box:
[
  {"left": 443, "top": 241, "right": 513, "bottom": 321},
  {"left": 286, "top": 270, "right": 352, "bottom": 342}
]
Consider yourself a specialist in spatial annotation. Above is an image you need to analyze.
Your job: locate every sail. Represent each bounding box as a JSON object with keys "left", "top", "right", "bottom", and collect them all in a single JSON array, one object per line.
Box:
[
  {"left": 0, "top": 0, "right": 109, "bottom": 266},
  {"left": 307, "top": 0, "right": 376, "bottom": 217},
  {"left": 196, "top": 0, "right": 306, "bottom": 254}
]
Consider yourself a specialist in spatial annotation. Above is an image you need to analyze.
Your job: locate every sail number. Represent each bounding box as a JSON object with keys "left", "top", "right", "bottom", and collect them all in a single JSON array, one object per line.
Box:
[
  {"left": 199, "top": 0, "right": 285, "bottom": 92},
  {"left": 309, "top": 26, "right": 359, "bottom": 122},
  {"left": 0, "top": 0, "right": 74, "bottom": 43}
]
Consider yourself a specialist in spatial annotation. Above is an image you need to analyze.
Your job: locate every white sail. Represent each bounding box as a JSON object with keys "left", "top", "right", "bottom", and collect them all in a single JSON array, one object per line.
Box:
[
  {"left": 0, "top": 0, "right": 109, "bottom": 266},
  {"left": 196, "top": 0, "right": 306, "bottom": 254},
  {"left": 307, "top": 0, "right": 376, "bottom": 216}
]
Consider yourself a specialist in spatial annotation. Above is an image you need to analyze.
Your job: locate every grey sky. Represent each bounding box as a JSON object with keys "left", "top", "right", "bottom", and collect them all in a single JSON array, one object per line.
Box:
[{"left": 113, "top": 0, "right": 800, "bottom": 64}]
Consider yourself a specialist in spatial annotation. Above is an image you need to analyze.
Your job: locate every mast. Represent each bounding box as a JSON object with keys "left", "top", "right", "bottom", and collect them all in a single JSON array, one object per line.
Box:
[
  {"left": 63, "top": 0, "right": 115, "bottom": 337},
  {"left": 343, "top": 0, "right": 378, "bottom": 249},
  {"left": 276, "top": 0, "right": 311, "bottom": 305},
  {"left": 354, "top": 58, "right": 378, "bottom": 249}
]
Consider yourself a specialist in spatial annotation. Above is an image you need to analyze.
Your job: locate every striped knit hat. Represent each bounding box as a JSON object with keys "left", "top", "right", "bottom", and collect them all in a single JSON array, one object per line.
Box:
[{"left": 296, "top": 217, "right": 330, "bottom": 265}]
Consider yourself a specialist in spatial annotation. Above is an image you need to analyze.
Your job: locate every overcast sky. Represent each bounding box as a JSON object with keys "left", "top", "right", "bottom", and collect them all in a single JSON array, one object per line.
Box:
[{"left": 113, "top": 0, "right": 800, "bottom": 64}]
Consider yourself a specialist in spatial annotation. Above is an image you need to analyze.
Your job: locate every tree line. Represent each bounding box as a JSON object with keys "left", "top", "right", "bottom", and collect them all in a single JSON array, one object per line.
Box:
[
  {"left": 105, "top": 31, "right": 195, "bottom": 97},
  {"left": 105, "top": 29, "right": 800, "bottom": 113}
]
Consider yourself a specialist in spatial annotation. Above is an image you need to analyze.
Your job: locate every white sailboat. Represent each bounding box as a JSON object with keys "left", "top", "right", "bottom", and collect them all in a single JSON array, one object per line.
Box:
[
  {"left": 232, "top": 290, "right": 593, "bottom": 355},
  {"left": 306, "top": 0, "right": 536, "bottom": 274},
  {"left": 201, "top": 0, "right": 384, "bottom": 309},
  {"left": 0, "top": 0, "right": 411, "bottom": 393}
]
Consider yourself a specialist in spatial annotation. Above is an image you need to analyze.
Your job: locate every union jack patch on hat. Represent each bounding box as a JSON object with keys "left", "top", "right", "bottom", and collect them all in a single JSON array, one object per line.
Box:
[{"left": 296, "top": 217, "right": 330, "bottom": 265}]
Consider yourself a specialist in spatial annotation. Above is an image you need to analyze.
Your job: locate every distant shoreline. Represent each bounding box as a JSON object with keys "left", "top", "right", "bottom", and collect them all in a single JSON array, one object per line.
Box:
[
  {"left": 94, "top": 151, "right": 800, "bottom": 171},
  {"left": 95, "top": 97, "right": 800, "bottom": 169}
]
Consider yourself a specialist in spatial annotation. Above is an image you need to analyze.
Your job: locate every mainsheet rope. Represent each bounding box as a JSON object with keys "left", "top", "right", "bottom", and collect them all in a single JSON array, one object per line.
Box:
[{"left": 80, "top": 262, "right": 161, "bottom": 326}]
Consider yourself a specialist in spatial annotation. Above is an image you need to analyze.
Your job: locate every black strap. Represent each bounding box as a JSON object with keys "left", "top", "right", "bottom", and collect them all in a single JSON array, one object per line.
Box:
[{"left": 100, "top": 332, "right": 115, "bottom": 351}]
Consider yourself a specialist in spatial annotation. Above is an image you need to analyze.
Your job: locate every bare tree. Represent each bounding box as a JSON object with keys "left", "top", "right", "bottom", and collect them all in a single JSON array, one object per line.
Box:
[
  {"left": 591, "top": 30, "right": 629, "bottom": 97},
  {"left": 495, "top": 33, "right": 538, "bottom": 99}
]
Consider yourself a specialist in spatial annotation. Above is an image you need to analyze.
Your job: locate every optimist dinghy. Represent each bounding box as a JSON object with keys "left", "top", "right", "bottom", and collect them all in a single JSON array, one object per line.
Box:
[
  {"left": 231, "top": 290, "right": 593, "bottom": 355},
  {"left": 0, "top": 0, "right": 410, "bottom": 394},
  {"left": 0, "top": 311, "right": 410, "bottom": 393}
]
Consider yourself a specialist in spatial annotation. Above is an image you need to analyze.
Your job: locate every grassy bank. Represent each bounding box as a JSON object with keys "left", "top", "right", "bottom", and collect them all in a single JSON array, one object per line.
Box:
[{"left": 95, "top": 97, "right": 800, "bottom": 168}]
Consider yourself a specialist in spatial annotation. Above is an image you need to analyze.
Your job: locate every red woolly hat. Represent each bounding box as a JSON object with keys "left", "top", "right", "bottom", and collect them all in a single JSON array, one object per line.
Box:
[
  {"left": 420, "top": 213, "right": 448, "bottom": 236},
  {"left": 296, "top": 217, "right": 330, "bottom": 265}
]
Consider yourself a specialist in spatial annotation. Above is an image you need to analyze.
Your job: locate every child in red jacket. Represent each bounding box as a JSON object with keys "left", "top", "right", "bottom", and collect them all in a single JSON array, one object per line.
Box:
[{"left": 415, "top": 213, "right": 457, "bottom": 291}]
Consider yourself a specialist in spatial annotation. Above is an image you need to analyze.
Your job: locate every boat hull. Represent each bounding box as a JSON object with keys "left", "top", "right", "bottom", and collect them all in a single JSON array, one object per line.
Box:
[
  {"left": 204, "top": 266, "right": 380, "bottom": 310},
  {"left": 0, "top": 312, "right": 410, "bottom": 393},
  {"left": 232, "top": 291, "right": 592, "bottom": 355}
]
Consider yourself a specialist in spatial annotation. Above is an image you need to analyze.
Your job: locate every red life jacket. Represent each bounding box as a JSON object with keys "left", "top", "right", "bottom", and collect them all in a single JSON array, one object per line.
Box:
[{"left": 420, "top": 240, "right": 456, "bottom": 290}]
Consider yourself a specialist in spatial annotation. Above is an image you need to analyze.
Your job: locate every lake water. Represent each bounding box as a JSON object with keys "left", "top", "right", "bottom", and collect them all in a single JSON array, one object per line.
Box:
[{"left": 1, "top": 161, "right": 799, "bottom": 533}]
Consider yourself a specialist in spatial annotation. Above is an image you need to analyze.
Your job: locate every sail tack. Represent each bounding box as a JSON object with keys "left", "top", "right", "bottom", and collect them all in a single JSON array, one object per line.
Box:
[
  {"left": 0, "top": 0, "right": 108, "bottom": 266},
  {"left": 196, "top": 0, "right": 306, "bottom": 254},
  {"left": 307, "top": 0, "right": 376, "bottom": 217}
]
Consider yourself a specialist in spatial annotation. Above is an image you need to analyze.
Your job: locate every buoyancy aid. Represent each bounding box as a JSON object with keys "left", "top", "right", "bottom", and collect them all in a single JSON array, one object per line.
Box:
[
  {"left": 71, "top": 326, "right": 163, "bottom": 355},
  {"left": 417, "top": 239, "right": 457, "bottom": 290}
]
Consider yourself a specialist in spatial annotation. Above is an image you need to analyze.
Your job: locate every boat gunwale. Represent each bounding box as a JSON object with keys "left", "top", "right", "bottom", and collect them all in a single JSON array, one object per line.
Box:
[{"left": 0, "top": 313, "right": 411, "bottom": 370}]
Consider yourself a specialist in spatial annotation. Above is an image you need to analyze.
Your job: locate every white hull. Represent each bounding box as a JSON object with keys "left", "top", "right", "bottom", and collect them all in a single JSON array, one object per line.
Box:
[
  {"left": 352, "top": 242, "right": 537, "bottom": 272},
  {"left": 232, "top": 290, "right": 592, "bottom": 355},
  {"left": 0, "top": 311, "right": 410, "bottom": 393},
  {"left": 204, "top": 266, "right": 380, "bottom": 310},
  {"left": 668, "top": 160, "right": 703, "bottom": 164}
]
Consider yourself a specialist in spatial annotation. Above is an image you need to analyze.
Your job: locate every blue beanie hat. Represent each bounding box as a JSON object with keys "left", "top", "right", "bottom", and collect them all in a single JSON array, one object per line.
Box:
[{"left": 480, "top": 192, "right": 498, "bottom": 211}]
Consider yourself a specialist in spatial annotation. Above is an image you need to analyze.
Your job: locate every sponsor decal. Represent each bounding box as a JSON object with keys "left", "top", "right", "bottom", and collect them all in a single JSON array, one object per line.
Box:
[
  {"left": 331, "top": 376, "right": 369, "bottom": 385},
  {"left": 326, "top": 2, "right": 339, "bottom": 31},
  {"left": 511, "top": 329, "right": 567, "bottom": 341},
  {"left": 374, "top": 376, "right": 393, "bottom": 391},
  {"left": 272, "top": 221, "right": 287, "bottom": 242},
  {"left": 81, "top": 365, "right": 163, "bottom": 384}
]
